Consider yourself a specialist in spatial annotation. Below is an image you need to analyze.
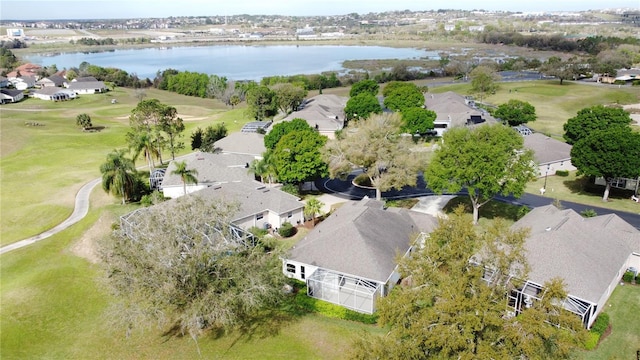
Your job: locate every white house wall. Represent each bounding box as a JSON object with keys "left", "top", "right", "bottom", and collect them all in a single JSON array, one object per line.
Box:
[
  {"left": 283, "top": 259, "right": 318, "bottom": 282},
  {"left": 162, "top": 184, "right": 208, "bottom": 198},
  {"left": 537, "top": 160, "right": 576, "bottom": 178}
]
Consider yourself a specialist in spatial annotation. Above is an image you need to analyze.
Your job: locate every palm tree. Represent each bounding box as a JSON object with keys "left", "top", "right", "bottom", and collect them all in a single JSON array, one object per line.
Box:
[
  {"left": 171, "top": 161, "right": 198, "bottom": 196},
  {"left": 248, "top": 154, "right": 278, "bottom": 187},
  {"left": 304, "top": 197, "right": 324, "bottom": 224},
  {"left": 126, "top": 129, "right": 158, "bottom": 176},
  {"left": 100, "top": 149, "right": 137, "bottom": 205}
]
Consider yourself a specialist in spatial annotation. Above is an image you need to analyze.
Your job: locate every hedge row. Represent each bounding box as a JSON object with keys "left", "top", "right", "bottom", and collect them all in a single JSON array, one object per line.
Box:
[{"left": 585, "top": 312, "right": 610, "bottom": 350}]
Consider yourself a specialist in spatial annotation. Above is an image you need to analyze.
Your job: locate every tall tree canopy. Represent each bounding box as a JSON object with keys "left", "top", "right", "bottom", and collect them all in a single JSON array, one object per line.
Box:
[
  {"left": 401, "top": 107, "right": 436, "bottom": 136},
  {"left": 351, "top": 209, "right": 586, "bottom": 359},
  {"left": 469, "top": 65, "right": 500, "bottom": 99},
  {"left": 563, "top": 105, "right": 633, "bottom": 145},
  {"left": 101, "top": 195, "right": 285, "bottom": 340},
  {"left": 541, "top": 56, "right": 580, "bottom": 85},
  {"left": 264, "top": 118, "right": 314, "bottom": 150},
  {"left": 272, "top": 83, "right": 308, "bottom": 115},
  {"left": 171, "top": 160, "right": 198, "bottom": 196},
  {"left": 323, "top": 113, "right": 423, "bottom": 200},
  {"left": 382, "top": 81, "right": 425, "bottom": 112},
  {"left": 246, "top": 85, "right": 277, "bottom": 121},
  {"left": 424, "top": 125, "right": 536, "bottom": 224},
  {"left": 271, "top": 129, "right": 328, "bottom": 188},
  {"left": 343, "top": 93, "right": 382, "bottom": 123},
  {"left": 349, "top": 79, "right": 379, "bottom": 97},
  {"left": 570, "top": 127, "right": 640, "bottom": 201},
  {"left": 493, "top": 99, "right": 537, "bottom": 126}
]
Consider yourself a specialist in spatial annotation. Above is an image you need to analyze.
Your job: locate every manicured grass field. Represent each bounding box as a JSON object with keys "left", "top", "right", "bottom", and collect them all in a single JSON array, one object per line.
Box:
[
  {"left": 429, "top": 80, "right": 640, "bottom": 138},
  {"left": 580, "top": 285, "right": 640, "bottom": 360},
  {"left": 0, "top": 202, "right": 381, "bottom": 359},
  {"left": 0, "top": 88, "right": 248, "bottom": 245}
]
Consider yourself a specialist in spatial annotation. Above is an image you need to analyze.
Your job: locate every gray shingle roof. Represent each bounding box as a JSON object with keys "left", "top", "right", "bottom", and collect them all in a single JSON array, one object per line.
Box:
[
  {"left": 523, "top": 133, "right": 572, "bottom": 165},
  {"left": 67, "top": 81, "right": 106, "bottom": 91},
  {"left": 213, "top": 132, "right": 266, "bottom": 156},
  {"left": 424, "top": 91, "right": 498, "bottom": 128},
  {"left": 288, "top": 198, "right": 439, "bottom": 283},
  {"left": 283, "top": 94, "right": 346, "bottom": 132},
  {"left": 162, "top": 152, "right": 256, "bottom": 187},
  {"left": 512, "top": 205, "right": 640, "bottom": 303},
  {"left": 195, "top": 181, "right": 304, "bottom": 221}
]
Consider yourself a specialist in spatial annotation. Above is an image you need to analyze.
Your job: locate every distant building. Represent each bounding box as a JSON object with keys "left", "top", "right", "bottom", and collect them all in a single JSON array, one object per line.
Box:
[{"left": 6, "top": 29, "right": 24, "bottom": 37}]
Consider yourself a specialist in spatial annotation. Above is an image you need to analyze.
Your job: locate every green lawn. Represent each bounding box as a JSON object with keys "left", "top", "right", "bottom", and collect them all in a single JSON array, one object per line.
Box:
[
  {"left": 0, "top": 203, "right": 381, "bottom": 359},
  {"left": 580, "top": 285, "right": 640, "bottom": 360},
  {"left": 0, "top": 88, "right": 250, "bottom": 245},
  {"left": 429, "top": 80, "right": 640, "bottom": 137}
]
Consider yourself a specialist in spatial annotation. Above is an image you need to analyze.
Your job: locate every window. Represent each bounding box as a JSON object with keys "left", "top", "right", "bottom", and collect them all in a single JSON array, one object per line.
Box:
[
  {"left": 300, "top": 266, "right": 305, "bottom": 280},
  {"left": 256, "top": 213, "right": 264, "bottom": 220},
  {"left": 286, "top": 264, "right": 295, "bottom": 274},
  {"left": 287, "top": 212, "right": 292, "bottom": 218}
]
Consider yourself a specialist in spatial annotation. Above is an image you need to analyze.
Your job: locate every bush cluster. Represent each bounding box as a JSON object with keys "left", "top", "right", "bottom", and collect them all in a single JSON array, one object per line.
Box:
[
  {"left": 622, "top": 271, "right": 635, "bottom": 283},
  {"left": 278, "top": 222, "right": 296, "bottom": 238},
  {"left": 555, "top": 170, "right": 570, "bottom": 177},
  {"left": 585, "top": 312, "right": 610, "bottom": 350},
  {"left": 293, "top": 288, "right": 378, "bottom": 324}
]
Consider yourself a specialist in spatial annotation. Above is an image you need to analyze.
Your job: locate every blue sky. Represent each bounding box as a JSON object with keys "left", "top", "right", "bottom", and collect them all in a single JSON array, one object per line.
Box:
[{"left": 2, "top": 0, "right": 638, "bottom": 20}]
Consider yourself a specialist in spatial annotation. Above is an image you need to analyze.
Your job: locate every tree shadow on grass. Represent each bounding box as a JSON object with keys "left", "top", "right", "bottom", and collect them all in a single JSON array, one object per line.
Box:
[{"left": 443, "top": 196, "right": 529, "bottom": 221}]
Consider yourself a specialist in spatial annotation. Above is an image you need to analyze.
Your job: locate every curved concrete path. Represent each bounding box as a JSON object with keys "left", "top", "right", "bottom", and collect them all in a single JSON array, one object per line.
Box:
[{"left": 0, "top": 177, "right": 102, "bottom": 255}]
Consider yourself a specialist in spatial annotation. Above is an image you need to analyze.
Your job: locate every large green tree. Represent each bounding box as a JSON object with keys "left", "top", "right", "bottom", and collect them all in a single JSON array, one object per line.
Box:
[
  {"left": 424, "top": 125, "right": 537, "bottom": 224},
  {"left": 246, "top": 85, "right": 276, "bottom": 121},
  {"left": 563, "top": 105, "right": 633, "bottom": 145},
  {"left": 570, "top": 127, "right": 640, "bottom": 201},
  {"left": 344, "top": 93, "right": 382, "bottom": 123},
  {"left": 469, "top": 65, "right": 500, "bottom": 100},
  {"left": 272, "top": 83, "right": 308, "bottom": 115},
  {"left": 271, "top": 129, "right": 328, "bottom": 189},
  {"left": 493, "top": 99, "right": 537, "bottom": 126},
  {"left": 100, "top": 149, "right": 137, "bottom": 205},
  {"left": 382, "top": 81, "right": 424, "bottom": 112},
  {"left": 158, "top": 109, "right": 185, "bottom": 161},
  {"left": 75, "top": 113, "right": 92, "bottom": 130},
  {"left": 541, "top": 56, "right": 579, "bottom": 85},
  {"left": 126, "top": 130, "right": 158, "bottom": 176},
  {"left": 171, "top": 161, "right": 198, "bottom": 196},
  {"left": 101, "top": 195, "right": 286, "bottom": 340},
  {"left": 351, "top": 210, "right": 586, "bottom": 359},
  {"left": 401, "top": 107, "right": 436, "bottom": 136},
  {"left": 323, "top": 113, "right": 423, "bottom": 201},
  {"left": 349, "top": 79, "right": 379, "bottom": 97},
  {"left": 264, "top": 118, "right": 314, "bottom": 150}
]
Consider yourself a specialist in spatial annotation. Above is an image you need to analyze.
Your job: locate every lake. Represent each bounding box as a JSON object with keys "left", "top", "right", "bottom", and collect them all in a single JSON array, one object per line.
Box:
[{"left": 24, "top": 45, "right": 437, "bottom": 81}]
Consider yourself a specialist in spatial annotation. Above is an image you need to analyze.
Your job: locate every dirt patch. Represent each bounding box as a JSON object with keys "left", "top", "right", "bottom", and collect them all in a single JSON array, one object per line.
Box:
[{"left": 70, "top": 213, "right": 112, "bottom": 264}]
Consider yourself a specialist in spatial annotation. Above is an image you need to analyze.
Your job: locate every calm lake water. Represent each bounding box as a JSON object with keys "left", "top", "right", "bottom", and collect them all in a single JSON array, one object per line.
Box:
[{"left": 24, "top": 45, "right": 437, "bottom": 81}]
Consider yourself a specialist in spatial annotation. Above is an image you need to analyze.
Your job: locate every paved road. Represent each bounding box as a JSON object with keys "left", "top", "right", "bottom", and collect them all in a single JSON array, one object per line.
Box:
[
  {"left": 0, "top": 178, "right": 102, "bottom": 255},
  {"left": 315, "top": 172, "right": 640, "bottom": 230}
]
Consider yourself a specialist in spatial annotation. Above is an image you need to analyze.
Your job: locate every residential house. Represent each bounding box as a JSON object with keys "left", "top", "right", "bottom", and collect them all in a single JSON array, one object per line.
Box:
[
  {"left": 282, "top": 94, "right": 347, "bottom": 139},
  {"left": 423, "top": 91, "right": 497, "bottom": 136},
  {"left": 241, "top": 121, "right": 272, "bottom": 133},
  {"left": 9, "top": 76, "right": 37, "bottom": 90},
  {"left": 510, "top": 205, "right": 640, "bottom": 328},
  {"left": 195, "top": 181, "right": 305, "bottom": 230},
  {"left": 521, "top": 131, "right": 576, "bottom": 177},
  {"left": 213, "top": 132, "right": 266, "bottom": 156},
  {"left": 36, "top": 75, "right": 67, "bottom": 88},
  {"left": 161, "top": 151, "right": 257, "bottom": 198},
  {"left": 32, "top": 87, "right": 76, "bottom": 101},
  {"left": 67, "top": 80, "right": 107, "bottom": 94},
  {"left": 6, "top": 63, "right": 42, "bottom": 78},
  {"left": 0, "top": 89, "right": 25, "bottom": 104},
  {"left": 282, "top": 198, "right": 438, "bottom": 314},
  {"left": 594, "top": 177, "right": 640, "bottom": 194}
]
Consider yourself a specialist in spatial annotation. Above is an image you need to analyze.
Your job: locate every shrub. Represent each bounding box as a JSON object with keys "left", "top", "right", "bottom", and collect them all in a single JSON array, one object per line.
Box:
[
  {"left": 580, "top": 209, "right": 598, "bottom": 218},
  {"left": 632, "top": 80, "right": 640, "bottom": 86},
  {"left": 584, "top": 332, "right": 600, "bottom": 350},
  {"left": 293, "top": 288, "right": 378, "bottom": 324},
  {"left": 622, "top": 270, "right": 635, "bottom": 283},
  {"left": 278, "top": 222, "right": 296, "bottom": 237},
  {"left": 353, "top": 173, "right": 372, "bottom": 187},
  {"left": 590, "top": 312, "right": 609, "bottom": 337},
  {"left": 555, "top": 170, "right": 569, "bottom": 177},
  {"left": 280, "top": 183, "right": 299, "bottom": 196},
  {"left": 636, "top": 274, "right": 640, "bottom": 284}
]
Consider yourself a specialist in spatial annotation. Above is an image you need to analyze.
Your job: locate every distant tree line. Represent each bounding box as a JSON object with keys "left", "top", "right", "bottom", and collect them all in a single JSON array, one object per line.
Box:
[
  {"left": 0, "top": 39, "right": 27, "bottom": 49},
  {"left": 69, "top": 61, "right": 152, "bottom": 88},
  {"left": 71, "top": 37, "right": 118, "bottom": 46},
  {"left": 478, "top": 31, "right": 640, "bottom": 55}
]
